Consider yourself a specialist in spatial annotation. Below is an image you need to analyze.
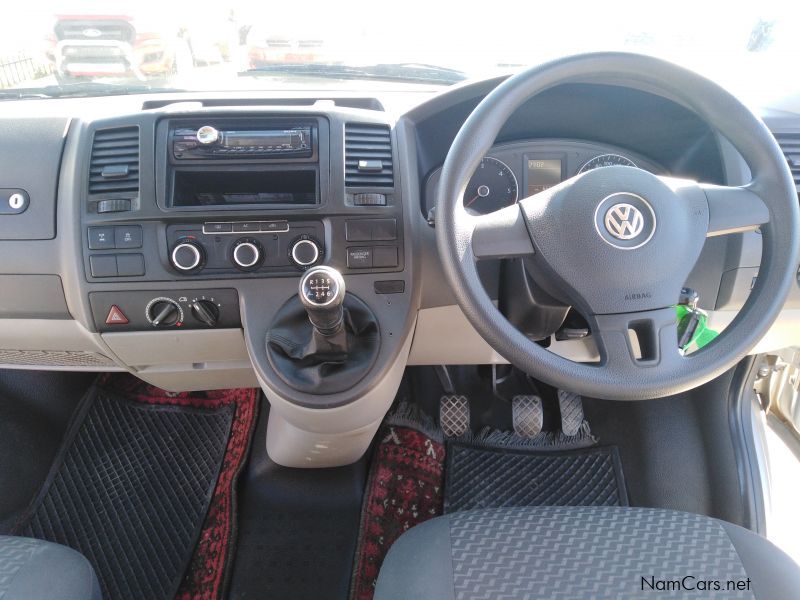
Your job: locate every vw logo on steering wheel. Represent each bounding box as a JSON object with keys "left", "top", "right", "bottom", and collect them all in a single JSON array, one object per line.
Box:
[
  {"left": 593, "top": 192, "right": 656, "bottom": 250},
  {"left": 604, "top": 203, "right": 645, "bottom": 240}
]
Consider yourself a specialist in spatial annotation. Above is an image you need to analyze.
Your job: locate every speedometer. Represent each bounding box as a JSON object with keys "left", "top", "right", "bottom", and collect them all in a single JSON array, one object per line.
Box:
[
  {"left": 578, "top": 153, "right": 637, "bottom": 174},
  {"left": 463, "top": 157, "right": 518, "bottom": 215}
]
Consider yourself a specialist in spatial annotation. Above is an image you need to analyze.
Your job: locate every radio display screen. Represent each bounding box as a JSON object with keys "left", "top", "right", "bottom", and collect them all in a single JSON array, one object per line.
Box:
[
  {"left": 225, "top": 131, "right": 296, "bottom": 148},
  {"left": 526, "top": 158, "right": 562, "bottom": 195}
]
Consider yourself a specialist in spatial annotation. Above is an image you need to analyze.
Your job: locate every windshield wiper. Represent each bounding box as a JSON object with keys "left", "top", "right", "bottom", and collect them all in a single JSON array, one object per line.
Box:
[
  {"left": 240, "top": 62, "right": 467, "bottom": 85},
  {"left": 0, "top": 81, "right": 185, "bottom": 101},
  {"left": 0, "top": 90, "right": 52, "bottom": 100}
]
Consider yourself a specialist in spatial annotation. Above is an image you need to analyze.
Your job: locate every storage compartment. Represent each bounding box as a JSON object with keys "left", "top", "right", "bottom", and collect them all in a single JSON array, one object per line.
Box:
[{"left": 171, "top": 168, "right": 318, "bottom": 208}]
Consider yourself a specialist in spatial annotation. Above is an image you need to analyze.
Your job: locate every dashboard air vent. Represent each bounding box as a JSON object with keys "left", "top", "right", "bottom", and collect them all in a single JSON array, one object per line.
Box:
[
  {"left": 774, "top": 132, "right": 800, "bottom": 192},
  {"left": 88, "top": 126, "right": 140, "bottom": 195},
  {"left": 344, "top": 123, "right": 393, "bottom": 187}
]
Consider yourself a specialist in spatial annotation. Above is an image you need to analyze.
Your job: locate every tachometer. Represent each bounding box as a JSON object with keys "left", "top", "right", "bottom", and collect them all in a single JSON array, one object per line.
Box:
[
  {"left": 463, "top": 157, "right": 518, "bottom": 215},
  {"left": 578, "top": 153, "right": 637, "bottom": 174}
]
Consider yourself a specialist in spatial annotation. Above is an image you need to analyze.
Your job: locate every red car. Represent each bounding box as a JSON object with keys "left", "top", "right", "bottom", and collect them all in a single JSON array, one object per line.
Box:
[{"left": 246, "top": 26, "right": 327, "bottom": 68}]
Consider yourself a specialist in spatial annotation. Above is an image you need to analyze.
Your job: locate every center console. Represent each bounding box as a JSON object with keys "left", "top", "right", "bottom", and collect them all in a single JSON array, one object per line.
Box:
[
  {"left": 83, "top": 114, "right": 403, "bottom": 287},
  {"left": 70, "top": 104, "right": 416, "bottom": 468}
]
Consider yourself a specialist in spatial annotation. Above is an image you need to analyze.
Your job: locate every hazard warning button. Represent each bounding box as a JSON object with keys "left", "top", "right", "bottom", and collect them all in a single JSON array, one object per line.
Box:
[{"left": 105, "top": 305, "right": 129, "bottom": 325}]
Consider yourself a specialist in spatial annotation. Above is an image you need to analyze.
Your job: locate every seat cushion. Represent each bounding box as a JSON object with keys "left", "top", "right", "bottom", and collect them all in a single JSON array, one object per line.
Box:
[
  {"left": 0, "top": 536, "right": 100, "bottom": 600},
  {"left": 375, "top": 506, "right": 800, "bottom": 600}
]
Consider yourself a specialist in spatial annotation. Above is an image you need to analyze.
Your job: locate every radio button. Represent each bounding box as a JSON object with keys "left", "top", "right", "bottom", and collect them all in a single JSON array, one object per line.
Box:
[{"left": 196, "top": 125, "right": 220, "bottom": 145}]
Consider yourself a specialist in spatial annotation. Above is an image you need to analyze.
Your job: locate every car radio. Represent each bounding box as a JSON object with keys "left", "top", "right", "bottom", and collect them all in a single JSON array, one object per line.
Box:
[
  {"left": 161, "top": 117, "right": 323, "bottom": 210},
  {"left": 171, "top": 123, "right": 313, "bottom": 160}
]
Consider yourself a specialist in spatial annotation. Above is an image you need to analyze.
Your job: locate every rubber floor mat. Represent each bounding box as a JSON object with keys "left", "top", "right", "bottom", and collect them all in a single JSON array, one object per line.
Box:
[
  {"left": 445, "top": 442, "right": 628, "bottom": 513},
  {"left": 14, "top": 378, "right": 258, "bottom": 600}
]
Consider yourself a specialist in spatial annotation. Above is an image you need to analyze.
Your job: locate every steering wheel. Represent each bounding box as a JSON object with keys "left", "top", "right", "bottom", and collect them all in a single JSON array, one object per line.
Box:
[{"left": 436, "top": 52, "right": 799, "bottom": 400}]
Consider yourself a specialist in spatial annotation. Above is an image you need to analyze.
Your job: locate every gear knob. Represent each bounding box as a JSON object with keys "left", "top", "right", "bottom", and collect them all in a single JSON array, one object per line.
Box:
[{"left": 298, "top": 266, "right": 346, "bottom": 336}]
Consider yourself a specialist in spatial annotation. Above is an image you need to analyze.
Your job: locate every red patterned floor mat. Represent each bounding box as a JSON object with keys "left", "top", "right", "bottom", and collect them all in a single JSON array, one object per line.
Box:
[
  {"left": 350, "top": 424, "right": 445, "bottom": 600},
  {"left": 99, "top": 374, "right": 260, "bottom": 600}
]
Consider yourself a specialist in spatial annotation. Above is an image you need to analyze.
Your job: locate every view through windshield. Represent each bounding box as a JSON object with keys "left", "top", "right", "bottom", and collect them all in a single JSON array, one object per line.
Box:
[{"left": 2, "top": 1, "right": 798, "bottom": 99}]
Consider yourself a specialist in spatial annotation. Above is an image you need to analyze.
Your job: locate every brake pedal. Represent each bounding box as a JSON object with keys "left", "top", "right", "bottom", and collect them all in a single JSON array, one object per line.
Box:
[
  {"left": 558, "top": 389, "right": 584, "bottom": 436},
  {"left": 439, "top": 395, "right": 470, "bottom": 437},
  {"left": 512, "top": 395, "right": 543, "bottom": 438}
]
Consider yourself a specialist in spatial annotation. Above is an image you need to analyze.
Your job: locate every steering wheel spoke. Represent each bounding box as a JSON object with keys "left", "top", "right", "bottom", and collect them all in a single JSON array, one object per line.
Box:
[
  {"left": 701, "top": 184, "right": 769, "bottom": 237},
  {"left": 471, "top": 203, "right": 535, "bottom": 260},
  {"left": 592, "top": 307, "right": 683, "bottom": 372}
]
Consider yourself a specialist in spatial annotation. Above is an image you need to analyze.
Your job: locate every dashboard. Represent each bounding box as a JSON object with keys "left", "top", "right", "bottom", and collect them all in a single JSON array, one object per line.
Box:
[{"left": 0, "top": 75, "right": 799, "bottom": 466}]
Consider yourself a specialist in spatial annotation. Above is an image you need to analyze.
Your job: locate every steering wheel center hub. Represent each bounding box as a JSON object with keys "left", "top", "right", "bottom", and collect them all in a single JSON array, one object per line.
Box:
[
  {"left": 519, "top": 165, "right": 706, "bottom": 314},
  {"left": 595, "top": 192, "right": 656, "bottom": 249}
]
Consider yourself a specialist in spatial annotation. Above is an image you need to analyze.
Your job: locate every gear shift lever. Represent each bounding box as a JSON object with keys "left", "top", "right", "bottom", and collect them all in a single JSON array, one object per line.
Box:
[
  {"left": 298, "top": 266, "right": 346, "bottom": 336},
  {"left": 268, "top": 265, "right": 379, "bottom": 394}
]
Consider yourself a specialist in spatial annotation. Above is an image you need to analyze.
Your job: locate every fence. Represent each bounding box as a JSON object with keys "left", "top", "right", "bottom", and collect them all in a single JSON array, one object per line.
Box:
[{"left": 0, "top": 53, "right": 52, "bottom": 89}]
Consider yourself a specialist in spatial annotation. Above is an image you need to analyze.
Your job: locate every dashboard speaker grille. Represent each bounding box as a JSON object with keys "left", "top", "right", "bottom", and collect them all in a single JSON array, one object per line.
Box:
[
  {"left": 344, "top": 123, "right": 394, "bottom": 187},
  {"left": 88, "top": 126, "right": 140, "bottom": 195},
  {"left": 774, "top": 132, "right": 800, "bottom": 192},
  {"left": 0, "top": 349, "right": 116, "bottom": 368}
]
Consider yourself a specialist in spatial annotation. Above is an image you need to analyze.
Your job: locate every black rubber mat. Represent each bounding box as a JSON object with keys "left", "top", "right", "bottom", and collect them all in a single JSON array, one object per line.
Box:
[
  {"left": 228, "top": 404, "right": 367, "bottom": 600},
  {"left": 17, "top": 386, "right": 235, "bottom": 600},
  {"left": 444, "top": 442, "right": 628, "bottom": 513}
]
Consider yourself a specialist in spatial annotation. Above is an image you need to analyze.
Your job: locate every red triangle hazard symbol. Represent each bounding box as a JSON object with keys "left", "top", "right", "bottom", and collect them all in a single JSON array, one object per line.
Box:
[{"left": 105, "top": 305, "right": 129, "bottom": 325}]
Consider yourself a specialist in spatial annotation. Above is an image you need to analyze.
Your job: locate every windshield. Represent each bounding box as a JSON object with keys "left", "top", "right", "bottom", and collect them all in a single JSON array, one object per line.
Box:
[{"left": 2, "top": 1, "right": 798, "bottom": 100}]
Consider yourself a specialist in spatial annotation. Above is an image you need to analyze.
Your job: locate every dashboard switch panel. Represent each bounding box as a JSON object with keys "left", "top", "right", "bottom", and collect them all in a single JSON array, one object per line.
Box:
[
  {"left": 167, "top": 220, "right": 323, "bottom": 276},
  {"left": 88, "top": 225, "right": 142, "bottom": 250},
  {"left": 91, "top": 289, "right": 240, "bottom": 332}
]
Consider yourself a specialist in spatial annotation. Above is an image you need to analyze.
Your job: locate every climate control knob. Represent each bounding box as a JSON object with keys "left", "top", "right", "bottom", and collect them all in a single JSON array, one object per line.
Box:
[
  {"left": 171, "top": 239, "right": 205, "bottom": 272},
  {"left": 231, "top": 239, "right": 263, "bottom": 271},
  {"left": 290, "top": 238, "right": 321, "bottom": 268},
  {"left": 190, "top": 299, "right": 220, "bottom": 327},
  {"left": 145, "top": 297, "right": 183, "bottom": 328}
]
